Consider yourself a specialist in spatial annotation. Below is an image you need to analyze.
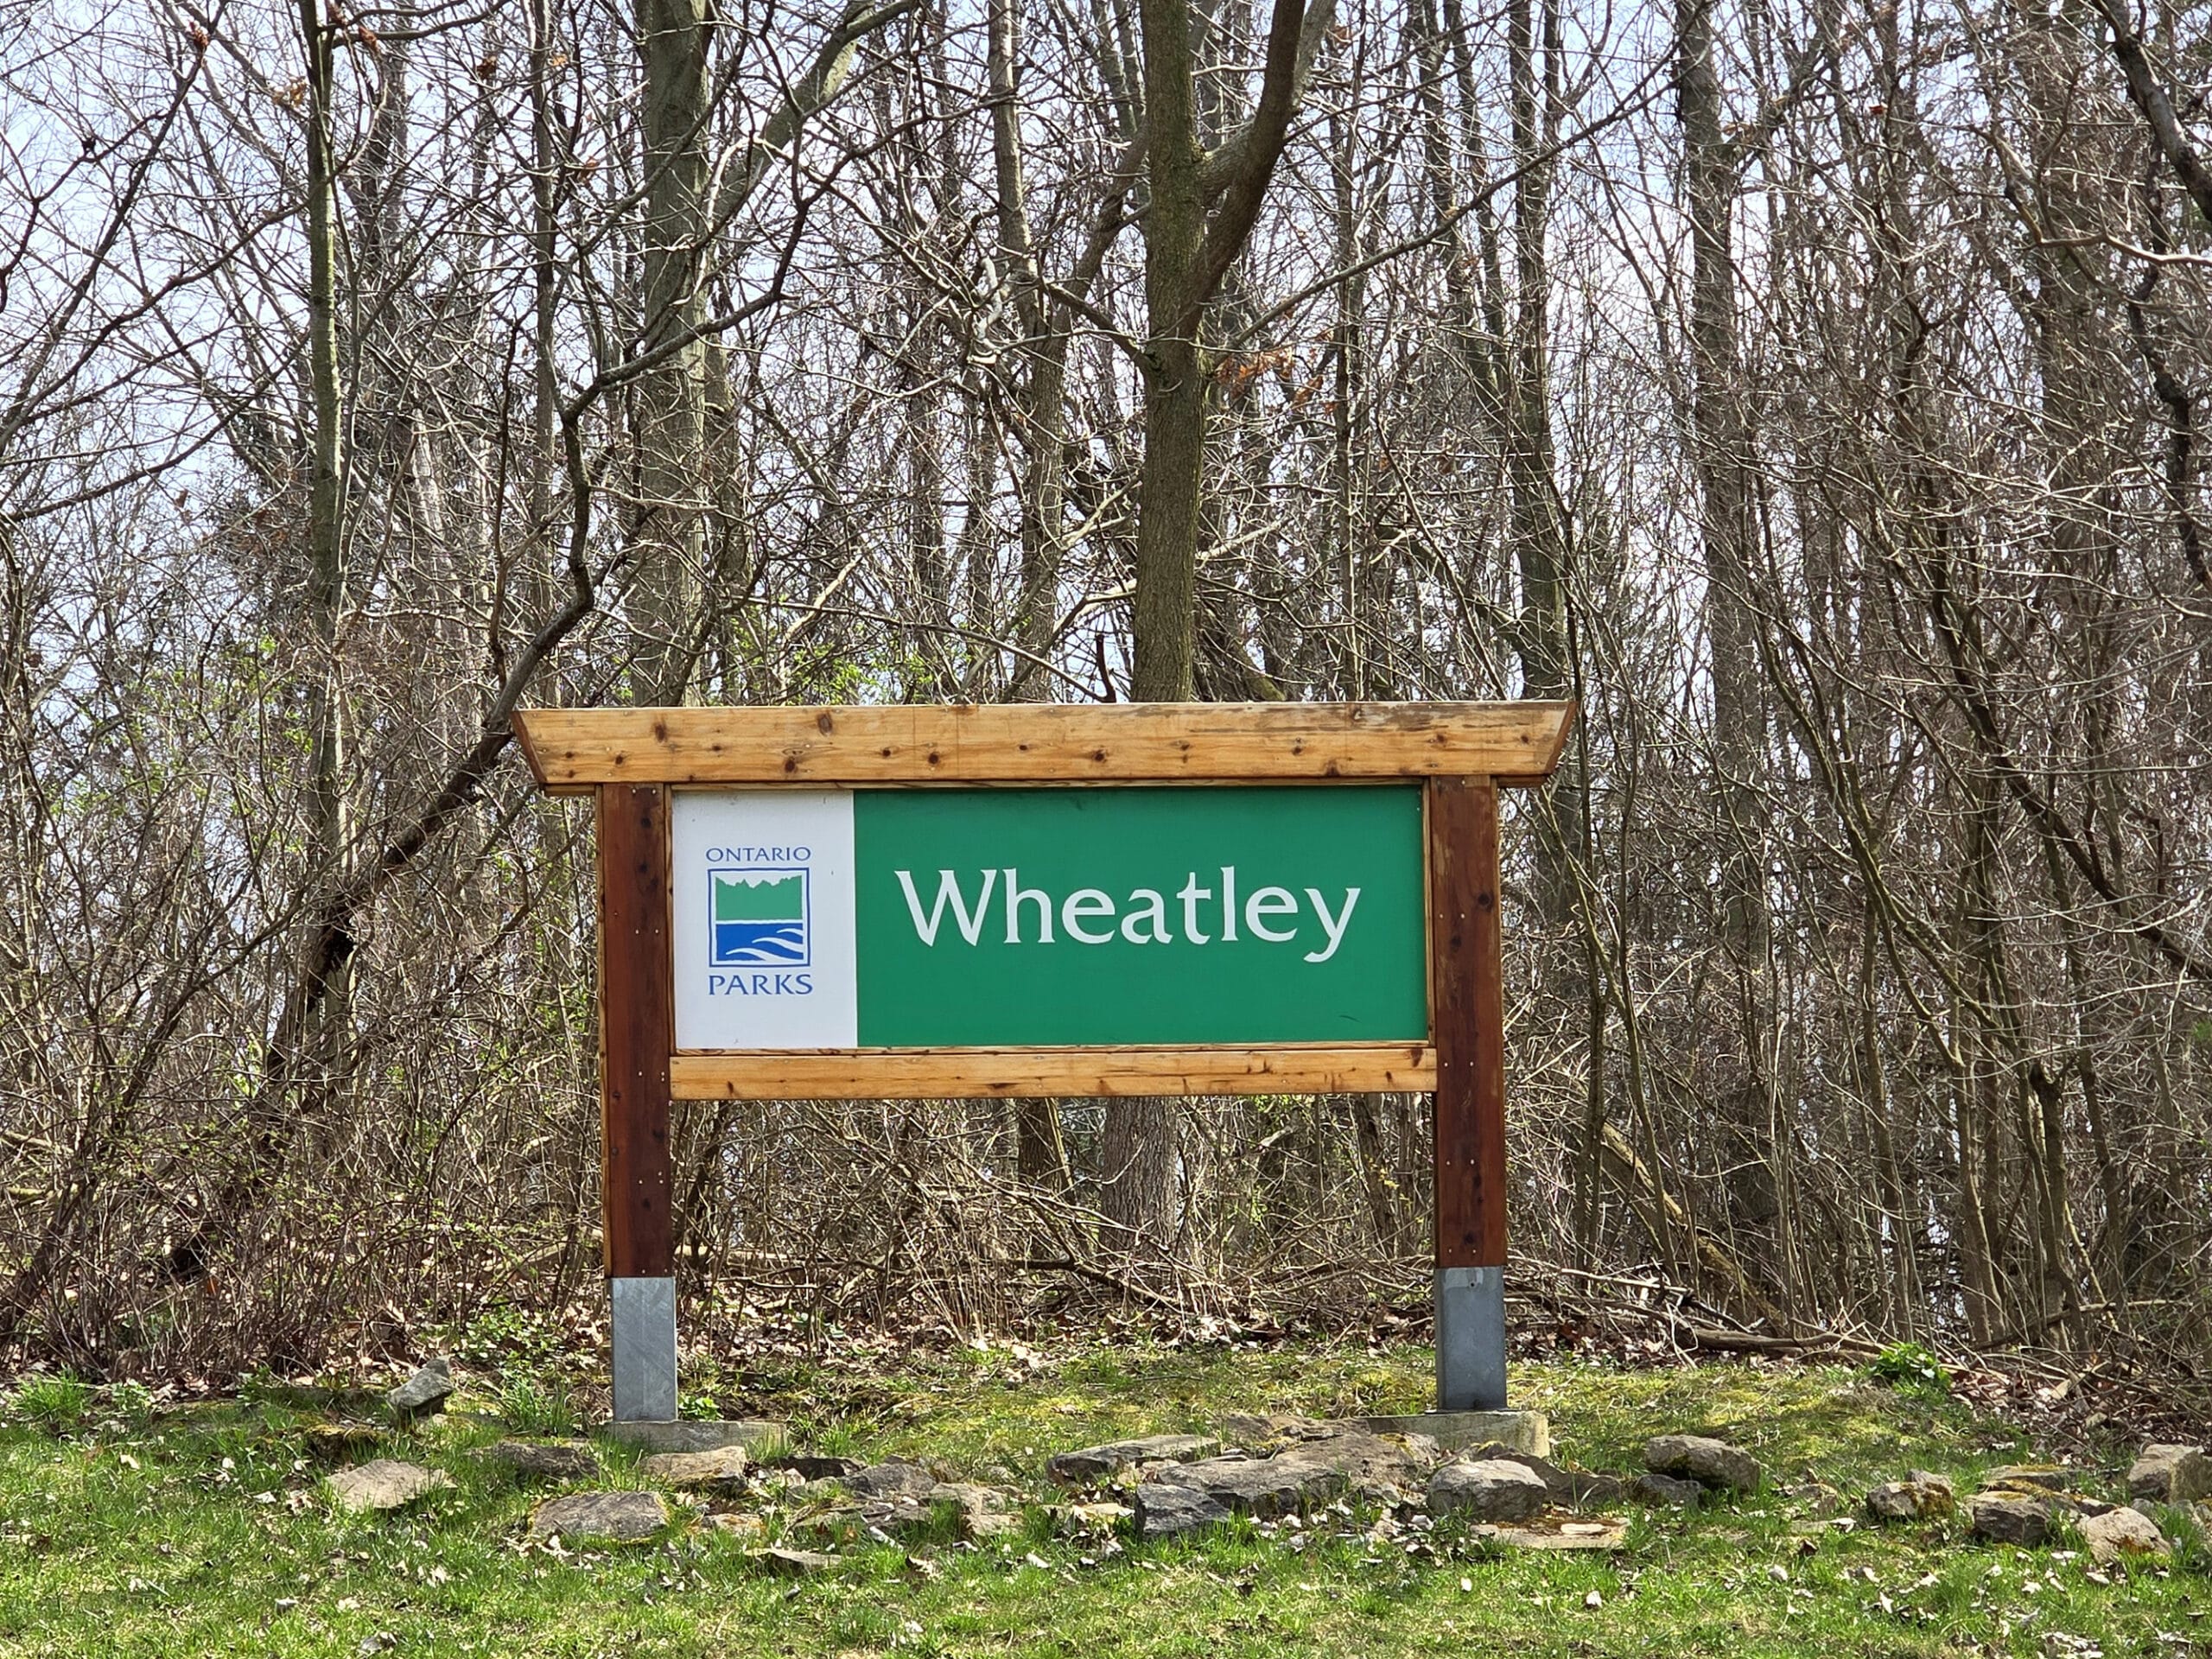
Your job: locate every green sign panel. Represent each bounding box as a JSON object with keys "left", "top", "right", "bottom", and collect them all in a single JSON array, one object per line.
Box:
[{"left": 670, "top": 784, "right": 1429, "bottom": 1049}]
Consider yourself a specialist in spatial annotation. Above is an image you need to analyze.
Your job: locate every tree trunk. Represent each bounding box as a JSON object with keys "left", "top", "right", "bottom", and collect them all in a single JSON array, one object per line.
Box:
[
  {"left": 298, "top": 0, "right": 353, "bottom": 1119},
  {"left": 632, "top": 0, "right": 713, "bottom": 702},
  {"left": 1130, "top": 0, "right": 1207, "bottom": 703},
  {"left": 1675, "top": 0, "right": 1767, "bottom": 958}
]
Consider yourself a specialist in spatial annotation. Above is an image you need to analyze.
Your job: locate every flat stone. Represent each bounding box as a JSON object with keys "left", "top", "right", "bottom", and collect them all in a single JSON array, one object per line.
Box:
[
  {"left": 303, "top": 1422, "right": 385, "bottom": 1461},
  {"left": 1484, "top": 1519, "right": 1628, "bottom": 1551},
  {"left": 1270, "top": 1428, "right": 1432, "bottom": 1497},
  {"left": 1048, "top": 1434, "right": 1221, "bottom": 1484},
  {"left": 927, "top": 1481, "right": 1007, "bottom": 1514},
  {"left": 642, "top": 1446, "right": 750, "bottom": 1493},
  {"left": 1147, "top": 1455, "right": 1348, "bottom": 1522},
  {"left": 1967, "top": 1493, "right": 2056, "bottom": 1547},
  {"left": 709, "top": 1512, "right": 769, "bottom": 1543},
  {"left": 772, "top": 1455, "right": 863, "bottom": 1480},
  {"left": 2082, "top": 1506, "right": 2169, "bottom": 1567},
  {"left": 482, "top": 1440, "right": 598, "bottom": 1481},
  {"left": 925, "top": 1481, "right": 1020, "bottom": 1541},
  {"left": 1975, "top": 1476, "right": 2102, "bottom": 1521},
  {"left": 327, "top": 1459, "right": 454, "bottom": 1513},
  {"left": 1357, "top": 1411, "right": 1551, "bottom": 1458},
  {"left": 1133, "top": 1479, "right": 1236, "bottom": 1541},
  {"left": 1128, "top": 1426, "right": 1436, "bottom": 1540},
  {"left": 1459, "top": 1443, "right": 1626, "bottom": 1509},
  {"left": 1635, "top": 1471, "right": 1709, "bottom": 1508},
  {"left": 598, "top": 1419, "right": 786, "bottom": 1458},
  {"left": 756, "top": 1546, "right": 838, "bottom": 1576},
  {"left": 529, "top": 1489, "right": 671, "bottom": 1542},
  {"left": 1981, "top": 1464, "right": 2094, "bottom": 1494},
  {"left": 386, "top": 1360, "right": 455, "bottom": 1417},
  {"left": 1643, "top": 1434, "right": 1761, "bottom": 1494},
  {"left": 1866, "top": 1472, "right": 1955, "bottom": 1522},
  {"left": 2129, "top": 1446, "right": 2212, "bottom": 1503},
  {"left": 838, "top": 1460, "right": 940, "bottom": 1501},
  {"left": 797, "top": 1480, "right": 1010, "bottom": 1544},
  {"left": 1427, "top": 1458, "right": 1551, "bottom": 1522},
  {"left": 1217, "top": 1412, "right": 1332, "bottom": 1448}
]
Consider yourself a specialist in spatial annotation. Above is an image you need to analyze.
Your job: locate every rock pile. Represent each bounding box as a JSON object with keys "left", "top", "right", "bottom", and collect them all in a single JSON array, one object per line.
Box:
[
  {"left": 1047, "top": 1434, "right": 1219, "bottom": 1483},
  {"left": 1840, "top": 1442, "right": 2206, "bottom": 1572},
  {"left": 1130, "top": 1426, "right": 1433, "bottom": 1540},
  {"left": 1025, "top": 1417, "right": 1637, "bottom": 1543},
  {"left": 459, "top": 1402, "right": 2212, "bottom": 1582},
  {"left": 793, "top": 1459, "right": 1021, "bottom": 1542}
]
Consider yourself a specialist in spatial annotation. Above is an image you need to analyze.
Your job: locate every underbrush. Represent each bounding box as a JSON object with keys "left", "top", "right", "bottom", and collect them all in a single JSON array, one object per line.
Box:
[{"left": 0, "top": 1340, "right": 2205, "bottom": 1658}]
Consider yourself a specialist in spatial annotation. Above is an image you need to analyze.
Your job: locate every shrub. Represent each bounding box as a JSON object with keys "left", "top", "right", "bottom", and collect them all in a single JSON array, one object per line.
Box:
[{"left": 1866, "top": 1341, "right": 1949, "bottom": 1395}]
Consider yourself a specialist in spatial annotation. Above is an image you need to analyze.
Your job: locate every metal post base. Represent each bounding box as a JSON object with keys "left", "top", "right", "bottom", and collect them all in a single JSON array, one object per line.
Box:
[
  {"left": 1435, "top": 1265, "right": 1505, "bottom": 1411},
  {"left": 610, "top": 1275, "right": 678, "bottom": 1422}
]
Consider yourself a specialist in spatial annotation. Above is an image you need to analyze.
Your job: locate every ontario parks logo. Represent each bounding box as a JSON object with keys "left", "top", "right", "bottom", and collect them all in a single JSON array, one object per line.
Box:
[{"left": 709, "top": 868, "right": 810, "bottom": 966}]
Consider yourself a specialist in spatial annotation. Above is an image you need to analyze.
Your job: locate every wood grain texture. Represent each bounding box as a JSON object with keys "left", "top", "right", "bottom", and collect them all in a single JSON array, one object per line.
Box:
[
  {"left": 669, "top": 1044, "right": 1436, "bottom": 1100},
  {"left": 1429, "top": 776, "right": 1509, "bottom": 1269},
  {"left": 597, "top": 785, "right": 675, "bottom": 1279},
  {"left": 514, "top": 702, "right": 1573, "bottom": 790}
]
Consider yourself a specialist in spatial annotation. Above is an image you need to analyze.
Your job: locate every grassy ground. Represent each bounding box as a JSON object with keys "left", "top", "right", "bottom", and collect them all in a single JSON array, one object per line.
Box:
[{"left": 1, "top": 1338, "right": 2206, "bottom": 1657}]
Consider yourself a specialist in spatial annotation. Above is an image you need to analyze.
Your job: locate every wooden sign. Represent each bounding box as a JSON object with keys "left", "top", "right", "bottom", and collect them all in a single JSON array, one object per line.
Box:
[{"left": 514, "top": 702, "right": 1572, "bottom": 1421}]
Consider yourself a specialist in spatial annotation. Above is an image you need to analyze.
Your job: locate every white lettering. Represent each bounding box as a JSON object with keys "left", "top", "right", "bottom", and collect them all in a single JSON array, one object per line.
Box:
[
  {"left": 891, "top": 866, "right": 1367, "bottom": 962},
  {"left": 1304, "top": 887, "right": 1360, "bottom": 963},
  {"left": 1245, "top": 886, "right": 1298, "bottom": 942},
  {"left": 1062, "top": 888, "right": 1115, "bottom": 944},
  {"left": 1177, "top": 874, "right": 1211, "bottom": 944},
  {"left": 894, "top": 868, "right": 998, "bottom": 946},
  {"left": 1004, "top": 868, "right": 1056, "bottom": 944},
  {"left": 1121, "top": 888, "right": 1171, "bottom": 944}
]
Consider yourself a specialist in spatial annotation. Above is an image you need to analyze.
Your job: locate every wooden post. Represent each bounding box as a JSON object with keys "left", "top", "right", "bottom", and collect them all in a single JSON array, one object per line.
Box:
[
  {"left": 1428, "top": 775, "right": 1508, "bottom": 1409},
  {"left": 597, "top": 783, "right": 677, "bottom": 1419}
]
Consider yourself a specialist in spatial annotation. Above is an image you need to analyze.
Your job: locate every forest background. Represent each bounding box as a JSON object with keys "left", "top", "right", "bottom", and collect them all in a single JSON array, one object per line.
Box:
[{"left": 1, "top": 0, "right": 2209, "bottom": 1396}]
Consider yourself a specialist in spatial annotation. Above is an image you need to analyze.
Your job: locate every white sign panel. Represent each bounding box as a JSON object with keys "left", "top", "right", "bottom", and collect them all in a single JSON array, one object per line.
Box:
[{"left": 670, "top": 791, "right": 858, "bottom": 1048}]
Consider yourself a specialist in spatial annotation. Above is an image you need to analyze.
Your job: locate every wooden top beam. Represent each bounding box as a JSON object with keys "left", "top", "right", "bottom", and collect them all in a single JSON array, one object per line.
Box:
[{"left": 513, "top": 702, "right": 1574, "bottom": 792}]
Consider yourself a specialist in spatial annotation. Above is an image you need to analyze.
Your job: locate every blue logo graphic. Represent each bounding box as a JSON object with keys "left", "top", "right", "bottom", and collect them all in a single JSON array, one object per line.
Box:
[{"left": 709, "top": 868, "right": 810, "bottom": 965}]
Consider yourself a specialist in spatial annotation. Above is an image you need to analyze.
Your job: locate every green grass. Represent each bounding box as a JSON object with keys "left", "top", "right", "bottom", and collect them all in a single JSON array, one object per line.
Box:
[
  {"left": 0, "top": 1343, "right": 2206, "bottom": 1657},
  {"left": 495, "top": 1374, "right": 579, "bottom": 1439}
]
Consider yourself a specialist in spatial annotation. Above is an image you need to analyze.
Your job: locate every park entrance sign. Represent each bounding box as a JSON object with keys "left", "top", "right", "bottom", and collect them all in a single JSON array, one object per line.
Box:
[
  {"left": 513, "top": 702, "right": 1572, "bottom": 1421},
  {"left": 671, "top": 785, "right": 1427, "bottom": 1050}
]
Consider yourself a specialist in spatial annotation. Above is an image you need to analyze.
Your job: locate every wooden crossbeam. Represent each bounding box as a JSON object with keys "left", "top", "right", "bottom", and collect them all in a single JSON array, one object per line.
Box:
[
  {"left": 668, "top": 1042, "right": 1437, "bottom": 1101},
  {"left": 513, "top": 702, "right": 1573, "bottom": 792}
]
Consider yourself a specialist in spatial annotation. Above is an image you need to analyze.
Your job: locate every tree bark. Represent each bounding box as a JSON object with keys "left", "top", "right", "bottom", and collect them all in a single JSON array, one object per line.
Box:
[
  {"left": 298, "top": 0, "right": 354, "bottom": 1127},
  {"left": 1128, "top": 0, "right": 1312, "bottom": 701},
  {"left": 1675, "top": 0, "right": 1767, "bottom": 959},
  {"left": 632, "top": 0, "right": 713, "bottom": 702}
]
